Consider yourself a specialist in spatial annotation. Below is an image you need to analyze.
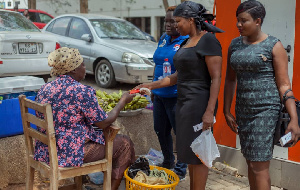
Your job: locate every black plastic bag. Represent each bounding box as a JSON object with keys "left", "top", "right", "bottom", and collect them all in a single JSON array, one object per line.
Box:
[{"left": 127, "top": 157, "right": 150, "bottom": 179}]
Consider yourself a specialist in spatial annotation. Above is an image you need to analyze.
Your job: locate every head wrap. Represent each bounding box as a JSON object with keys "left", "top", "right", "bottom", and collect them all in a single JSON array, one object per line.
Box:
[
  {"left": 173, "top": 1, "right": 224, "bottom": 33},
  {"left": 48, "top": 47, "right": 83, "bottom": 76}
]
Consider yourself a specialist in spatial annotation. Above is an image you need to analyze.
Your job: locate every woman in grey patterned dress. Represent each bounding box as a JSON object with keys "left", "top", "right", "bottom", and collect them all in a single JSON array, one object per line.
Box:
[{"left": 224, "top": 1, "right": 300, "bottom": 189}]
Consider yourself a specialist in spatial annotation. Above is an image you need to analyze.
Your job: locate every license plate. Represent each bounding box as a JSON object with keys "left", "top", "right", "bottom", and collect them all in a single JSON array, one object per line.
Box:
[{"left": 18, "top": 42, "right": 37, "bottom": 54}]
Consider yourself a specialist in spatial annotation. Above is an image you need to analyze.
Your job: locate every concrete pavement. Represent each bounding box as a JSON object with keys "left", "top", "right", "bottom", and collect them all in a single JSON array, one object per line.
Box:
[
  {"left": 177, "top": 166, "right": 283, "bottom": 190},
  {"left": 81, "top": 161, "right": 284, "bottom": 190},
  {"left": 3, "top": 165, "right": 284, "bottom": 190}
]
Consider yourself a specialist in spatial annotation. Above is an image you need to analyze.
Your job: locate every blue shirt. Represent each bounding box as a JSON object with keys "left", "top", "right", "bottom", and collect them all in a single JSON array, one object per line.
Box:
[{"left": 152, "top": 34, "right": 188, "bottom": 97}]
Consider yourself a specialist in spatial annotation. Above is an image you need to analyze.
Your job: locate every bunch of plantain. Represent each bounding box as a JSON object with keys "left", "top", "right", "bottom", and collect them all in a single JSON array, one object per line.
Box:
[{"left": 96, "top": 89, "right": 149, "bottom": 112}]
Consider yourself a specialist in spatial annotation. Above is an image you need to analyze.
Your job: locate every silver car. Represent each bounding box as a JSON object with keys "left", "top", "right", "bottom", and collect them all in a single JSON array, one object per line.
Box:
[
  {"left": 42, "top": 14, "right": 157, "bottom": 88},
  {"left": 0, "top": 10, "right": 59, "bottom": 81}
]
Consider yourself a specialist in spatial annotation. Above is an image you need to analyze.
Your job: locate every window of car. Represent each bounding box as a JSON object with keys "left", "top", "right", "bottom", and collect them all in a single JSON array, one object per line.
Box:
[
  {"left": 50, "top": 17, "right": 71, "bottom": 36},
  {"left": 89, "top": 19, "right": 146, "bottom": 40},
  {"left": 68, "top": 18, "right": 91, "bottom": 40},
  {"left": 39, "top": 13, "right": 52, "bottom": 24},
  {"left": 0, "top": 11, "right": 39, "bottom": 32},
  {"left": 46, "top": 20, "right": 55, "bottom": 32}
]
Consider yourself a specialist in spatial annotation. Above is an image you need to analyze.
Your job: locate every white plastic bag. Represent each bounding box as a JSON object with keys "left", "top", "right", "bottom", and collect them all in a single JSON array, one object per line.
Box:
[
  {"left": 190, "top": 128, "right": 220, "bottom": 168},
  {"left": 144, "top": 148, "right": 164, "bottom": 166}
]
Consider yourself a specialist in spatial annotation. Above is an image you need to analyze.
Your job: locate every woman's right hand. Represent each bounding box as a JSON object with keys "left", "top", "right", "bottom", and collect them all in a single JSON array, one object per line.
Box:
[
  {"left": 133, "top": 83, "right": 152, "bottom": 90},
  {"left": 120, "top": 92, "right": 135, "bottom": 104},
  {"left": 224, "top": 113, "right": 238, "bottom": 134},
  {"left": 133, "top": 83, "right": 153, "bottom": 96}
]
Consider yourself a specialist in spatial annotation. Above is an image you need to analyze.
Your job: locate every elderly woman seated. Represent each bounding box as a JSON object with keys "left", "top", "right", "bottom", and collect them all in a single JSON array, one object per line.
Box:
[{"left": 34, "top": 47, "right": 135, "bottom": 190}]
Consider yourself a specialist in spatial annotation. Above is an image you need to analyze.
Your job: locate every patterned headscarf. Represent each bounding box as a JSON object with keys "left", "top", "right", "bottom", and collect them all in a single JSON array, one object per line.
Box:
[
  {"left": 48, "top": 47, "right": 83, "bottom": 76},
  {"left": 173, "top": 1, "right": 224, "bottom": 33}
]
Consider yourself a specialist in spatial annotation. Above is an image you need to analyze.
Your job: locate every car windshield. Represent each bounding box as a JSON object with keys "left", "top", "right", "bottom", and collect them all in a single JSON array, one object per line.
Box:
[
  {"left": 0, "top": 11, "right": 40, "bottom": 32},
  {"left": 90, "top": 19, "right": 146, "bottom": 40}
]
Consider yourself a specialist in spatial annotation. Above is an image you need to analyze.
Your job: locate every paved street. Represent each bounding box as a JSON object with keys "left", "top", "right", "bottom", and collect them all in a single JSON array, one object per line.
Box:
[
  {"left": 117, "top": 166, "right": 284, "bottom": 190},
  {"left": 3, "top": 166, "right": 284, "bottom": 190}
]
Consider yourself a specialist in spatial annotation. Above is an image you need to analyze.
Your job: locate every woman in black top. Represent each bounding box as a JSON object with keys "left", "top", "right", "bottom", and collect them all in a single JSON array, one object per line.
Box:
[{"left": 135, "top": 1, "right": 223, "bottom": 189}]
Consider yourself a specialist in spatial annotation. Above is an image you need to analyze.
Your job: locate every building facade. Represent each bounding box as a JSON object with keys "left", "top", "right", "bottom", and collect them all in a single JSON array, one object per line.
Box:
[
  {"left": 0, "top": 0, "right": 28, "bottom": 9},
  {"left": 36, "top": 0, "right": 215, "bottom": 41}
]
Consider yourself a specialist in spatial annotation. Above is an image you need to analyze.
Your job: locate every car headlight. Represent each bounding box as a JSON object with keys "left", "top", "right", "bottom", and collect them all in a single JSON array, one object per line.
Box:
[{"left": 122, "top": 53, "right": 145, "bottom": 64}]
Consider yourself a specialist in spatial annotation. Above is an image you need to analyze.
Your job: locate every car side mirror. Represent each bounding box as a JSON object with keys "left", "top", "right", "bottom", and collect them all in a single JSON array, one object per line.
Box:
[{"left": 81, "top": 34, "right": 92, "bottom": 42}]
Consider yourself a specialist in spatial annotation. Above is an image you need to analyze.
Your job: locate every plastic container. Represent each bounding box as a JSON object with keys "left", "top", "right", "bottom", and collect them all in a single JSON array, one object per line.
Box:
[
  {"left": 163, "top": 58, "right": 171, "bottom": 78},
  {"left": 124, "top": 165, "right": 179, "bottom": 190},
  {"left": 0, "top": 76, "right": 45, "bottom": 138},
  {"left": 0, "top": 76, "right": 45, "bottom": 95}
]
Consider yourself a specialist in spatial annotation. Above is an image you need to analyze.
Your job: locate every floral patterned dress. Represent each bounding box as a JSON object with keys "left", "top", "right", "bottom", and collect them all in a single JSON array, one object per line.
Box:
[{"left": 34, "top": 75, "right": 107, "bottom": 167}]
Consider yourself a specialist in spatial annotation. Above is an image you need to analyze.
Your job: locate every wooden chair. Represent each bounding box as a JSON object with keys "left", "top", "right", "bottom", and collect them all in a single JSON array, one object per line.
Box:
[{"left": 19, "top": 95, "right": 120, "bottom": 190}]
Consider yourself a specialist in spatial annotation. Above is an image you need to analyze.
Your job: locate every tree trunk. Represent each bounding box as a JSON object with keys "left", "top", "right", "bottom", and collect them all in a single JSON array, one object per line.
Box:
[
  {"left": 162, "top": 0, "right": 169, "bottom": 12},
  {"left": 80, "top": 0, "right": 88, "bottom": 13},
  {"left": 28, "top": 0, "right": 36, "bottom": 9}
]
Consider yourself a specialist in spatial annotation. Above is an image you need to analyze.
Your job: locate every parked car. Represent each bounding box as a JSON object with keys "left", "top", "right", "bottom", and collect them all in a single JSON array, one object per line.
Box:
[
  {"left": 0, "top": 10, "right": 60, "bottom": 81},
  {"left": 7, "top": 9, "right": 54, "bottom": 29},
  {"left": 141, "top": 31, "right": 156, "bottom": 42},
  {"left": 42, "top": 14, "right": 157, "bottom": 88}
]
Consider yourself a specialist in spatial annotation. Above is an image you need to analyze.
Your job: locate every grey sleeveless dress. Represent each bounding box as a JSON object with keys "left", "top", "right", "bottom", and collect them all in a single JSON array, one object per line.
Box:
[{"left": 230, "top": 35, "right": 281, "bottom": 161}]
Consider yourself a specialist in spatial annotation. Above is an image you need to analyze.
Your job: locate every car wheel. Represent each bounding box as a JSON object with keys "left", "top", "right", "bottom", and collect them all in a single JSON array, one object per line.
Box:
[{"left": 95, "top": 60, "right": 117, "bottom": 88}]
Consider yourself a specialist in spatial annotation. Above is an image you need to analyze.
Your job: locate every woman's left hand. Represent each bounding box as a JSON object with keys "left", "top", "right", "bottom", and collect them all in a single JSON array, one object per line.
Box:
[
  {"left": 202, "top": 112, "right": 214, "bottom": 131},
  {"left": 286, "top": 121, "right": 300, "bottom": 146}
]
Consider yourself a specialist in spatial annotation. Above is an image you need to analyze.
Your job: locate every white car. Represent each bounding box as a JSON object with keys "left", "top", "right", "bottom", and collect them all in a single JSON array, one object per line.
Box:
[
  {"left": 0, "top": 10, "right": 59, "bottom": 81},
  {"left": 42, "top": 14, "right": 157, "bottom": 88}
]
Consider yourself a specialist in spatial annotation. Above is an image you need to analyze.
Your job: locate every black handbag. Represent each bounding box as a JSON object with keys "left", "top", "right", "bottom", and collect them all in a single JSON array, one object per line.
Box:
[{"left": 274, "top": 89, "right": 300, "bottom": 147}]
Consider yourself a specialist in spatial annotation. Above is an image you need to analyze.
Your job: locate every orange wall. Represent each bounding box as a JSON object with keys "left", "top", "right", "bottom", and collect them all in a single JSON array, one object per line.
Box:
[
  {"left": 214, "top": 0, "right": 240, "bottom": 148},
  {"left": 214, "top": 0, "right": 300, "bottom": 163},
  {"left": 289, "top": 0, "right": 300, "bottom": 162}
]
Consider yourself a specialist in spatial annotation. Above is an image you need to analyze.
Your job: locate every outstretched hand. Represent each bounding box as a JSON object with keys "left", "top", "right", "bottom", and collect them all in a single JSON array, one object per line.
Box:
[
  {"left": 132, "top": 83, "right": 152, "bottom": 96},
  {"left": 134, "top": 83, "right": 152, "bottom": 90},
  {"left": 120, "top": 92, "right": 135, "bottom": 104}
]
